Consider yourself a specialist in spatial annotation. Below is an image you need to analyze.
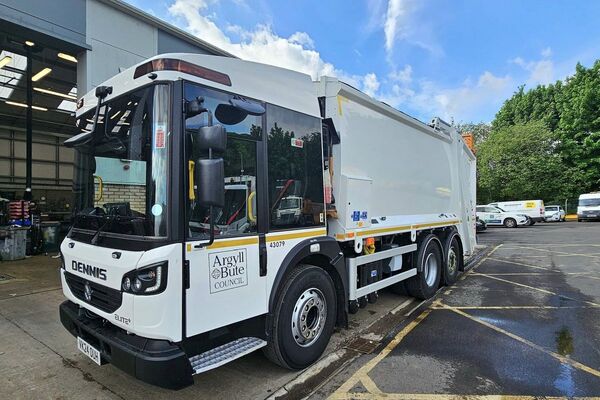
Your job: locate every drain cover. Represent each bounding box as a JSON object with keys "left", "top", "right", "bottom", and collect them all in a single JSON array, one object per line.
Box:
[
  {"left": 344, "top": 337, "right": 380, "bottom": 354},
  {"left": 0, "top": 273, "right": 14, "bottom": 281}
]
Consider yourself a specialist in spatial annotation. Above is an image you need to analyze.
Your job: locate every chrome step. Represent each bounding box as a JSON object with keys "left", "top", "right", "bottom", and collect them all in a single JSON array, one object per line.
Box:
[{"left": 189, "top": 337, "right": 267, "bottom": 374}]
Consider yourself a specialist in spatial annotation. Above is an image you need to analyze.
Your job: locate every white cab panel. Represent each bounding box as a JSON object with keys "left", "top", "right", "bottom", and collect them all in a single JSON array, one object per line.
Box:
[{"left": 185, "top": 236, "right": 266, "bottom": 336}]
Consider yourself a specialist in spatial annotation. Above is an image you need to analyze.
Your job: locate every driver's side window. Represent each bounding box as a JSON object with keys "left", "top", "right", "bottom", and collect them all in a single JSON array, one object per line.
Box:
[{"left": 184, "top": 82, "right": 263, "bottom": 239}]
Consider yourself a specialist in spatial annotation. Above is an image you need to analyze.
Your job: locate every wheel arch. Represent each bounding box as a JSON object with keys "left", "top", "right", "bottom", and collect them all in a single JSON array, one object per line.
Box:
[{"left": 268, "top": 236, "right": 348, "bottom": 329}]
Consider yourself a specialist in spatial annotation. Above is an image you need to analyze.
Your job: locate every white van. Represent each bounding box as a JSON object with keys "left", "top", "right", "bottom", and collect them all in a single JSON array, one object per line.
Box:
[
  {"left": 578, "top": 192, "right": 600, "bottom": 221},
  {"left": 488, "top": 200, "right": 545, "bottom": 225}
]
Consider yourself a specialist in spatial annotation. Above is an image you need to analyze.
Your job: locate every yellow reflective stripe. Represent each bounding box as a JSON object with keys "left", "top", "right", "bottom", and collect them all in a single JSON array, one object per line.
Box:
[
  {"left": 267, "top": 229, "right": 327, "bottom": 242},
  {"left": 206, "top": 237, "right": 259, "bottom": 250},
  {"left": 348, "top": 220, "right": 460, "bottom": 238}
]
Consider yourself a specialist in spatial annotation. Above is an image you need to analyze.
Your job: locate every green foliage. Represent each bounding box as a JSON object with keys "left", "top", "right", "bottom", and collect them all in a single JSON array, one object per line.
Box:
[
  {"left": 455, "top": 122, "right": 492, "bottom": 146},
  {"left": 477, "top": 122, "right": 573, "bottom": 203},
  {"left": 480, "top": 60, "right": 600, "bottom": 203}
]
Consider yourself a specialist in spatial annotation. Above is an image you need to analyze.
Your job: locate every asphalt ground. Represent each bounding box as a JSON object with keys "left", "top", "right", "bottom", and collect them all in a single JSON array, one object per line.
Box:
[
  {"left": 316, "top": 221, "right": 600, "bottom": 399},
  {"left": 0, "top": 250, "right": 415, "bottom": 399}
]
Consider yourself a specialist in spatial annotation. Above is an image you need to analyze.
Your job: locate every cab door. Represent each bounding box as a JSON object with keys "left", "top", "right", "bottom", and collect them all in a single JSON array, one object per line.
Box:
[{"left": 182, "top": 81, "right": 267, "bottom": 337}]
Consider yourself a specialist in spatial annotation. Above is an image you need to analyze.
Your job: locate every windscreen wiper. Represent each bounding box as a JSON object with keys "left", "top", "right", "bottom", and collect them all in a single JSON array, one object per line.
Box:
[
  {"left": 64, "top": 86, "right": 113, "bottom": 148},
  {"left": 90, "top": 214, "right": 116, "bottom": 245}
]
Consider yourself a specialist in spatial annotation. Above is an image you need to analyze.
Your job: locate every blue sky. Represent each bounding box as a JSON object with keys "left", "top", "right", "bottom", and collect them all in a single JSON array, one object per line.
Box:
[{"left": 126, "top": 0, "right": 600, "bottom": 123}]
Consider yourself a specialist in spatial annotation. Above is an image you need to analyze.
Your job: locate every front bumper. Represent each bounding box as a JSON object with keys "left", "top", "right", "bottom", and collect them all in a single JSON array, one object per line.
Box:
[{"left": 59, "top": 301, "right": 193, "bottom": 390}]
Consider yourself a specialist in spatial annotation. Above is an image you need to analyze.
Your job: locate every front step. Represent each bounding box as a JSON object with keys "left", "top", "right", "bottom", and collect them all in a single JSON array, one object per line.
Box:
[{"left": 189, "top": 337, "right": 267, "bottom": 374}]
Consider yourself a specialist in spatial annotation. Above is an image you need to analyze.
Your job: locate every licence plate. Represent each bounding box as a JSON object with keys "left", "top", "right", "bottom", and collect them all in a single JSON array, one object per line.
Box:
[
  {"left": 589, "top": 214, "right": 597, "bottom": 217},
  {"left": 77, "top": 336, "right": 101, "bottom": 366}
]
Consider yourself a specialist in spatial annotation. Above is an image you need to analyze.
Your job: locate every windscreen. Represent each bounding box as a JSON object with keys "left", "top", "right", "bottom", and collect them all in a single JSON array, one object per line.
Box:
[
  {"left": 579, "top": 198, "right": 600, "bottom": 207},
  {"left": 71, "top": 84, "right": 171, "bottom": 238}
]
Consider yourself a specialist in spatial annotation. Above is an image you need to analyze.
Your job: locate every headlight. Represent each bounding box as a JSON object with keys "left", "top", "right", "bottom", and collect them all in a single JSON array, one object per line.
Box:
[{"left": 121, "top": 262, "right": 168, "bottom": 295}]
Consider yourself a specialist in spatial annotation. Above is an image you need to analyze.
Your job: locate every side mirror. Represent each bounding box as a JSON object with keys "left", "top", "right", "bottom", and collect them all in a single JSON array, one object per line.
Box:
[
  {"left": 185, "top": 97, "right": 205, "bottom": 119},
  {"left": 196, "top": 158, "right": 224, "bottom": 208},
  {"left": 192, "top": 125, "right": 227, "bottom": 157}
]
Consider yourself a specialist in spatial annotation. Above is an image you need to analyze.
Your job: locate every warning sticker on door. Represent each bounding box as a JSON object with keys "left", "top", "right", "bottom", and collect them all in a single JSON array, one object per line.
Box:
[
  {"left": 208, "top": 249, "right": 248, "bottom": 293},
  {"left": 155, "top": 125, "right": 166, "bottom": 149}
]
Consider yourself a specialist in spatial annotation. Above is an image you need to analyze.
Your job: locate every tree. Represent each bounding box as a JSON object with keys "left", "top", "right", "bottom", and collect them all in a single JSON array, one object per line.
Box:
[
  {"left": 476, "top": 122, "right": 581, "bottom": 203},
  {"left": 455, "top": 122, "right": 492, "bottom": 146}
]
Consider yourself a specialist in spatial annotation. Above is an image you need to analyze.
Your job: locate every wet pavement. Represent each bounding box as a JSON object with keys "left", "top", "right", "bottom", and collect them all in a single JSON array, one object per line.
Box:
[{"left": 317, "top": 222, "right": 600, "bottom": 399}]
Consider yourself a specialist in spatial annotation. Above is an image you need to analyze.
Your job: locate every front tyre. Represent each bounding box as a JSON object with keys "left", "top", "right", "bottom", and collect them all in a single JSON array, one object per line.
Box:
[
  {"left": 264, "top": 265, "right": 336, "bottom": 370},
  {"left": 405, "top": 234, "right": 442, "bottom": 300},
  {"left": 504, "top": 218, "right": 517, "bottom": 228}
]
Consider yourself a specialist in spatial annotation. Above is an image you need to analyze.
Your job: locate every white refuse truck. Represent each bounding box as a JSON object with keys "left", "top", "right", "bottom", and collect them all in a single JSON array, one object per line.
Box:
[{"left": 59, "top": 54, "right": 476, "bottom": 389}]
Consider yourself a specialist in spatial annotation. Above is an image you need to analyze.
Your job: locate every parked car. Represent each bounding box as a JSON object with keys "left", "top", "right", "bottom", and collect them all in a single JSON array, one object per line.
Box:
[
  {"left": 476, "top": 216, "right": 487, "bottom": 232},
  {"left": 488, "top": 200, "right": 545, "bottom": 225},
  {"left": 544, "top": 205, "right": 566, "bottom": 222},
  {"left": 476, "top": 205, "right": 529, "bottom": 228},
  {"left": 578, "top": 192, "right": 600, "bottom": 222}
]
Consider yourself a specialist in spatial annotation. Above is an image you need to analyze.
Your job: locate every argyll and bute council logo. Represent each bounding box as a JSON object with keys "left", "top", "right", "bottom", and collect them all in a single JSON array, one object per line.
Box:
[{"left": 208, "top": 249, "right": 248, "bottom": 293}]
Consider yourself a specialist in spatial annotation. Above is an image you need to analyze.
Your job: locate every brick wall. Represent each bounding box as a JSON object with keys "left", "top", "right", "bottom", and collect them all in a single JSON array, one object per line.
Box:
[{"left": 94, "top": 183, "right": 146, "bottom": 213}]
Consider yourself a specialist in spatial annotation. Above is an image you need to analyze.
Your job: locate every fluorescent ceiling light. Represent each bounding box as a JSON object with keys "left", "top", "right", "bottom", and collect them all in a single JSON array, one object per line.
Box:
[
  {"left": 0, "top": 51, "right": 26, "bottom": 100},
  {"left": 31, "top": 67, "right": 52, "bottom": 82},
  {"left": 58, "top": 52, "right": 77, "bottom": 63},
  {"left": 57, "top": 99, "right": 76, "bottom": 112},
  {"left": 0, "top": 56, "right": 12, "bottom": 69},
  {"left": 34, "top": 87, "right": 76, "bottom": 100},
  {"left": 5, "top": 100, "right": 48, "bottom": 111},
  {"left": 25, "top": 41, "right": 35, "bottom": 47}
]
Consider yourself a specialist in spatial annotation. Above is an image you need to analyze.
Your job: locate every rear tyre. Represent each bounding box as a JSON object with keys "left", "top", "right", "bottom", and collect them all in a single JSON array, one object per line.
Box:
[
  {"left": 442, "top": 234, "right": 462, "bottom": 286},
  {"left": 504, "top": 218, "right": 517, "bottom": 228},
  {"left": 405, "top": 234, "right": 442, "bottom": 300},
  {"left": 263, "top": 265, "right": 336, "bottom": 369}
]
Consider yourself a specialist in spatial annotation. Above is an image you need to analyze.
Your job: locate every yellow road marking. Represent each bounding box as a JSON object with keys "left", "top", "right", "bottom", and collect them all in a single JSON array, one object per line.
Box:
[
  {"left": 503, "top": 245, "right": 600, "bottom": 259},
  {"left": 330, "top": 393, "right": 600, "bottom": 400},
  {"left": 431, "top": 305, "right": 600, "bottom": 310},
  {"left": 439, "top": 302, "right": 600, "bottom": 379},
  {"left": 487, "top": 257, "right": 554, "bottom": 271},
  {"left": 473, "top": 273, "right": 600, "bottom": 307},
  {"left": 329, "top": 309, "right": 431, "bottom": 398},
  {"left": 360, "top": 376, "right": 382, "bottom": 394}
]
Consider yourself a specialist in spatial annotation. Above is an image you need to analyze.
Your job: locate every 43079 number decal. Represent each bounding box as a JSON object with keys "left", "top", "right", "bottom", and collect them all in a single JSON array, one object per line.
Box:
[{"left": 269, "top": 240, "right": 285, "bottom": 248}]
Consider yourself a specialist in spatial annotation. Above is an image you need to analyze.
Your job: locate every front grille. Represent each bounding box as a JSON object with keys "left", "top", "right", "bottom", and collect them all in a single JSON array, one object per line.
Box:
[{"left": 64, "top": 272, "right": 122, "bottom": 313}]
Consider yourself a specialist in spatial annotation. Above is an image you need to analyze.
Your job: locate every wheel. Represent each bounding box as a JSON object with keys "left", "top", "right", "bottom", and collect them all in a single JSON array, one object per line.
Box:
[
  {"left": 504, "top": 218, "right": 517, "bottom": 228},
  {"left": 529, "top": 221, "right": 536, "bottom": 226},
  {"left": 263, "top": 265, "right": 337, "bottom": 369},
  {"left": 367, "top": 291, "right": 378, "bottom": 304},
  {"left": 358, "top": 296, "right": 368, "bottom": 308},
  {"left": 405, "top": 234, "right": 442, "bottom": 300},
  {"left": 578, "top": 219, "right": 582, "bottom": 222},
  {"left": 348, "top": 300, "right": 359, "bottom": 314},
  {"left": 442, "top": 233, "right": 462, "bottom": 286}
]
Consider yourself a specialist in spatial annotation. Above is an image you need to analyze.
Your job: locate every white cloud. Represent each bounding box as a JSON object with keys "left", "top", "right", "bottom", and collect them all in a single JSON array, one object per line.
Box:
[
  {"left": 541, "top": 47, "right": 553, "bottom": 58},
  {"left": 377, "top": 71, "right": 513, "bottom": 123},
  {"left": 384, "top": 0, "right": 407, "bottom": 53},
  {"left": 168, "top": 0, "right": 381, "bottom": 101},
  {"left": 511, "top": 53, "right": 555, "bottom": 86},
  {"left": 382, "top": 0, "right": 442, "bottom": 59},
  {"left": 388, "top": 64, "right": 412, "bottom": 84},
  {"left": 363, "top": 73, "right": 380, "bottom": 97}
]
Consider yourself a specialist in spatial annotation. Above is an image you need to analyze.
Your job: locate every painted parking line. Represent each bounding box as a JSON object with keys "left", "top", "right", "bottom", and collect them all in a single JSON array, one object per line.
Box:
[
  {"left": 330, "top": 246, "right": 503, "bottom": 399},
  {"left": 329, "top": 309, "right": 432, "bottom": 399},
  {"left": 330, "top": 393, "right": 600, "bottom": 400},
  {"left": 501, "top": 245, "right": 600, "bottom": 259},
  {"left": 437, "top": 302, "right": 600, "bottom": 379},
  {"left": 329, "top": 246, "right": 600, "bottom": 399}
]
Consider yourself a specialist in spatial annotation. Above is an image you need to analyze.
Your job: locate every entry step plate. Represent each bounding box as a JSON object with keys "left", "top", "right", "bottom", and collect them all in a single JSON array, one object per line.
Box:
[{"left": 189, "top": 337, "right": 267, "bottom": 374}]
